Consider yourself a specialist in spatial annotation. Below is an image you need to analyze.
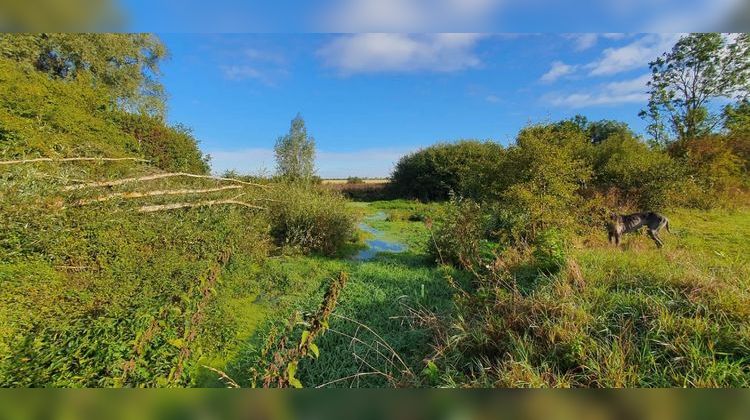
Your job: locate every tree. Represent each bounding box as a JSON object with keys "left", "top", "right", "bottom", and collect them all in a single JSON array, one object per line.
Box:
[
  {"left": 641, "top": 33, "right": 750, "bottom": 143},
  {"left": 389, "top": 140, "right": 504, "bottom": 201},
  {"left": 274, "top": 115, "right": 316, "bottom": 182},
  {"left": 556, "top": 115, "right": 634, "bottom": 144},
  {"left": 724, "top": 99, "right": 750, "bottom": 137},
  {"left": 0, "top": 33, "right": 167, "bottom": 116}
]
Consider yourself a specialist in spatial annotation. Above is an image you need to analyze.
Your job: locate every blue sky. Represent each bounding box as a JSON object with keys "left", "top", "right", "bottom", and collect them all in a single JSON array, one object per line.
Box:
[{"left": 157, "top": 33, "right": 686, "bottom": 177}]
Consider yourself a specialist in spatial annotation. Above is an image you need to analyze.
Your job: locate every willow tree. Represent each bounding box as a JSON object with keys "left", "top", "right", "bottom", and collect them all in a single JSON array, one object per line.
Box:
[
  {"left": 0, "top": 33, "right": 167, "bottom": 116},
  {"left": 274, "top": 114, "right": 316, "bottom": 182}
]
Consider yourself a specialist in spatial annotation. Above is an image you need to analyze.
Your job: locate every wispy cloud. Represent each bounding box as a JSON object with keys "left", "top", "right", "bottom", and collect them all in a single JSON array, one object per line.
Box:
[
  {"left": 219, "top": 45, "right": 289, "bottom": 85},
  {"left": 543, "top": 73, "right": 651, "bottom": 108},
  {"left": 317, "top": 0, "right": 502, "bottom": 32},
  {"left": 317, "top": 33, "right": 484, "bottom": 75},
  {"left": 565, "top": 33, "right": 628, "bottom": 51},
  {"left": 585, "top": 33, "right": 681, "bottom": 76},
  {"left": 540, "top": 61, "right": 577, "bottom": 83}
]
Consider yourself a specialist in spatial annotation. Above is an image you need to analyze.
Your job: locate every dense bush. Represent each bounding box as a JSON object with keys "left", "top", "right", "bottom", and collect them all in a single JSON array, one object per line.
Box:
[
  {"left": 268, "top": 185, "right": 356, "bottom": 256},
  {"left": 589, "top": 132, "right": 684, "bottom": 210},
  {"left": 113, "top": 112, "right": 210, "bottom": 174},
  {"left": 531, "top": 228, "right": 568, "bottom": 275},
  {"left": 390, "top": 140, "right": 504, "bottom": 201},
  {"left": 0, "top": 59, "right": 139, "bottom": 159},
  {"left": 496, "top": 124, "right": 592, "bottom": 239},
  {"left": 427, "top": 197, "right": 495, "bottom": 269}
]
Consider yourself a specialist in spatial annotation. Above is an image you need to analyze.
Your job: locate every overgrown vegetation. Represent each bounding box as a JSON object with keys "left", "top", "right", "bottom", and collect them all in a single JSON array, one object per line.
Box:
[
  {"left": 0, "top": 34, "right": 356, "bottom": 387},
  {"left": 2, "top": 32, "right": 750, "bottom": 389}
]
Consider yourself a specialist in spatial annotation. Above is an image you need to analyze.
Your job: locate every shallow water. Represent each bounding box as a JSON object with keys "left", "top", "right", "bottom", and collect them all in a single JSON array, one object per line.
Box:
[{"left": 354, "top": 211, "right": 407, "bottom": 261}]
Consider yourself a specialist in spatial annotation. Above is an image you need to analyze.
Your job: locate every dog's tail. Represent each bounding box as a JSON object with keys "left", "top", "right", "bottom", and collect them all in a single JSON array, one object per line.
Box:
[{"left": 665, "top": 218, "right": 671, "bottom": 233}]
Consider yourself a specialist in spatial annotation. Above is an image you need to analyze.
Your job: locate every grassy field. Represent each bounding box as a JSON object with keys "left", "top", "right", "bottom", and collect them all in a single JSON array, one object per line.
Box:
[
  {"left": 429, "top": 204, "right": 750, "bottom": 387},
  {"left": 194, "top": 200, "right": 469, "bottom": 387}
]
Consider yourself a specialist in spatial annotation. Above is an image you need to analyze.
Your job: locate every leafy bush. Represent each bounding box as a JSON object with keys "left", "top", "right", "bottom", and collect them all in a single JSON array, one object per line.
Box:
[
  {"left": 390, "top": 140, "right": 504, "bottom": 201},
  {"left": 113, "top": 112, "right": 211, "bottom": 174},
  {"left": 532, "top": 228, "right": 568, "bottom": 275},
  {"left": 346, "top": 177, "right": 363, "bottom": 184},
  {"left": 268, "top": 185, "right": 356, "bottom": 256},
  {"left": 496, "top": 124, "right": 592, "bottom": 239},
  {"left": 427, "top": 197, "right": 489, "bottom": 269}
]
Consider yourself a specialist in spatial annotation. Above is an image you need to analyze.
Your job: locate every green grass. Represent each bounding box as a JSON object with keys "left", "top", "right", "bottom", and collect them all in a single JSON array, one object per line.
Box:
[
  {"left": 194, "top": 200, "right": 468, "bottom": 388},
  {"left": 433, "top": 205, "right": 750, "bottom": 387}
]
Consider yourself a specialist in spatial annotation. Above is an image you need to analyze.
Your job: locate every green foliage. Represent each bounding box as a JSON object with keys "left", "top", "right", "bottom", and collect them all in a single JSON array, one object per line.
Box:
[
  {"left": 113, "top": 112, "right": 210, "bottom": 174},
  {"left": 590, "top": 132, "right": 684, "bottom": 210},
  {"left": 346, "top": 176, "right": 363, "bottom": 184},
  {"left": 427, "top": 197, "right": 487, "bottom": 269},
  {"left": 0, "top": 33, "right": 167, "bottom": 116},
  {"left": 0, "top": 58, "right": 138, "bottom": 159},
  {"left": 497, "top": 124, "right": 591, "bottom": 238},
  {"left": 390, "top": 140, "right": 504, "bottom": 201},
  {"left": 274, "top": 115, "right": 316, "bottom": 182},
  {"left": 268, "top": 185, "right": 356, "bottom": 256},
  {"left": 531, "top": 228, "right": 567, "bottom": 275},
  {"left": 556, "top": 115, "right": 634, "bottom": 144},
  {"left": 432, "top": 206, "right": 750, "bottom": 387},
  {"left": 724, "top": 100, "right": 750, "bottom": 137},
  {"left": 641, "top": 33, "right": 750, "bottom": 142}
]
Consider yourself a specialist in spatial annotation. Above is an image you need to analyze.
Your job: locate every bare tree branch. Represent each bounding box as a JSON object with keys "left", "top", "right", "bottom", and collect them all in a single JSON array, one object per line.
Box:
[
  {"left": 75, "top": 185, "right": 244, "bottom": 205},
  {"left": 138, "top": 200, "right": 268, "bottom": 213},
  {"left": 0, "top": 157, "right": 149, "bottom": 165},
  {"left": 63, "top": 172, "right": 270, "bottom": 191}
]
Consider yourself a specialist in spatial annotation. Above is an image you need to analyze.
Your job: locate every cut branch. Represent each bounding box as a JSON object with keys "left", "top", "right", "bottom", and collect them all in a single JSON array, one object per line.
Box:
[
  {"left": 63, "top": 172, "right": 270, "bottom": 191},
  {"left": 75, "top": 185, "right": 244, "bottom": 205},
  {"left": 138, "top": 200, "right": 267, "bottom": 213},
  {"left": 0, "top": 157, "right": 149, "bottom": 165}
]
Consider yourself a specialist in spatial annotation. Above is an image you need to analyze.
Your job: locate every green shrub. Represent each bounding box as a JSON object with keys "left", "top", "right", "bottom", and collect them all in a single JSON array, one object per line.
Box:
[
  {"left": 268, "top": 185, "right": 356, "bottom": 256},
  {"left": 113, "top": 112, "right": 211, "bottom": 174},
  {"left": 346, "top": 176, "right": 363, "bottom": 184},
  {"left": 427, "top": 197, "right": 489, "bottom": 269},
  {"left": 532, "top": 228, "right": 568, "bottom": 274},
  {"left": 496, "top": 124, "right": 592, "bottom": 239},
  {"left": 390, "top": 140, "right": 504, "bottom": 201}
]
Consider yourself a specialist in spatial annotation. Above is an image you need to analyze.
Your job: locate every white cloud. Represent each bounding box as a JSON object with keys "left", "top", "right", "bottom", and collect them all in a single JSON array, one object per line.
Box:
[
  {"left": 208, "top": 147, "right": 415, "bottom": 178},
  {"left": 585, "top": 33, "right": 682, "bottom": 76},
  {"left": 565, "top": 33, "right": 629, "bottom": 51},
  {"left": 221, "top": 65, "right": 266, "bottom": 82},
  {"left": 317, "top": 33, "right": 484, "bottom": 75},
  {"left": 544, "top": 73, "right": 650, "bottom": 108},
  {"left": 540, "top": 61, "right": 577, "bottom": 83},
  {"left": 569, "top": 33, "right": 599, "bottom": 51},
  {"left": 485, "top": 94, "right": 501, "bottom": 103},
  {"left": 219, "top": 45, "right": 289, "bottom": 85},
  {"left": 318, "top": 0, "right": 503, "bottom": 32}
]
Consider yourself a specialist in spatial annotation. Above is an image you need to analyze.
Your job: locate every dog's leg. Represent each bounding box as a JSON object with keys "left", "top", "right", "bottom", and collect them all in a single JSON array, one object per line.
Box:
[{"left": 648, "top": 230, "right": 663, "bottom": 248}]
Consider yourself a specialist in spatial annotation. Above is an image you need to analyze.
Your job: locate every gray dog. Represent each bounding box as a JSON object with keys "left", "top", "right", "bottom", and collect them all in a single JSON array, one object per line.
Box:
[{"left": 608, "top": 212, "right": 671, "bottom": 248}]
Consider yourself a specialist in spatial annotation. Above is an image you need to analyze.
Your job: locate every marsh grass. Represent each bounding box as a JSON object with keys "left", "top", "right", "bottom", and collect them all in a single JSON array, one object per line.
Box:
[{"left": 430, "top": 205, "right": 750, "bottom": 387}]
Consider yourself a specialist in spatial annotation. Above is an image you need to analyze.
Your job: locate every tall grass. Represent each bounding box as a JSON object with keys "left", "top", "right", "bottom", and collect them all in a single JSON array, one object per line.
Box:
[
  {"left": 0, "top": 164, "right": 356, "bottom": 386},
  {"left": 428, "top": 205, "right": 750, "bottom": 387}
]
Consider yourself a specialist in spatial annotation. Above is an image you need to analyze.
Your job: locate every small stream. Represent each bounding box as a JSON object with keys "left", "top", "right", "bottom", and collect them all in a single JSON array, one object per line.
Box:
[{"left": 354, "top": 211, "right": 407, "bottom": 261}]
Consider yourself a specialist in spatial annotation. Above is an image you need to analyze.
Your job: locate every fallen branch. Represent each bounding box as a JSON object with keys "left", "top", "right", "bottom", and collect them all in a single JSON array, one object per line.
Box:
[
  {"left": 0, "top": 157, "right": 148, "bottom": 165},
  {"left": 138, "top": 199, "right": 267, "bottom": 213},
  {"left": 63, "top": 172, "right": 270, "bottom": 191},
  {"left": 76, "top": 185, "right": 244, "bottom": 205}
]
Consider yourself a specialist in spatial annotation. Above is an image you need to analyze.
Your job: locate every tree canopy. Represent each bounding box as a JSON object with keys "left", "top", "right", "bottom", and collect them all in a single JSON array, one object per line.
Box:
[
  {"left": 0, "top": 33, "right": 167, "bottom": 116},
  {"left": 274, "top": 115, "right": 317, "bottom": 182},
  {"left": 641, "top": 33, "right": 750, "bottom": 143}
]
